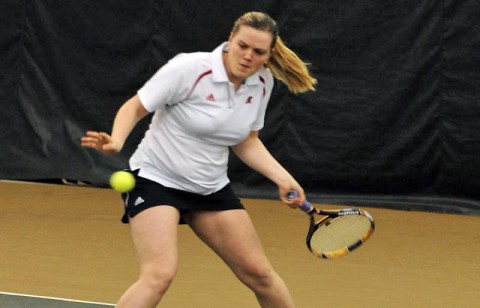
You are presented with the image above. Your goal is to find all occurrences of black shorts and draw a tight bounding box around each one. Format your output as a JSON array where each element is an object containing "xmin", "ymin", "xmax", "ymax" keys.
[{"xmin": 121, "ymin": 170, "xmax": 244, "ymax": 224}]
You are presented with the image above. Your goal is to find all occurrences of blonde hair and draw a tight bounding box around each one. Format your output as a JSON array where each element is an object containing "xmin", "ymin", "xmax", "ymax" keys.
[{"xmin": 231, "ymin": 12, "xmax": 317, "ymax": 94}]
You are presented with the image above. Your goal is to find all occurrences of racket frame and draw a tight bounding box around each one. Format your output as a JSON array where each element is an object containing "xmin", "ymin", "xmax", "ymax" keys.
[
  {"xmin": 287, "ymin": 190, "xmax": 375, "ymax": 259},
  {"xmin": 307, "ymin": 208, "xmax": 375, "ymax": 259}
]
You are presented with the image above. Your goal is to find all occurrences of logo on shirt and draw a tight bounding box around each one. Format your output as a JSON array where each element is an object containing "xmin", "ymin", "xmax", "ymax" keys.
[
  {"xmin": 206, "ymin": 93, "xmax": 216, "ymax": 102},
  {"xmin": 245, "ymin": 96, "xmax": 253, "ymax": 104}
]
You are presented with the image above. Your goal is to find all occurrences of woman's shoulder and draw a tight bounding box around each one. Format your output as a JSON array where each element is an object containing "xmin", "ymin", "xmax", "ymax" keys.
[
  {"xmin": 168, "ymin": 51, "xmax": 210, "ymax": 67},
  {"xmin": 160, "ymin": 52, "xmax": 211, "ymax": 78}
]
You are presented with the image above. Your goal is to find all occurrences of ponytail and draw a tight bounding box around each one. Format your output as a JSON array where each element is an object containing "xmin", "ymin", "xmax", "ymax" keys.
[{"xmin": 267, "ymin": 37, "xmax": 317, "ymax": 94}]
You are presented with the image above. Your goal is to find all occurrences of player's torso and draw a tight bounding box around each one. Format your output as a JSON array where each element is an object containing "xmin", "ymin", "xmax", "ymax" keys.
[{"xmin": 165, "ymin": 74, "xmax": 267, "ymax": 146}]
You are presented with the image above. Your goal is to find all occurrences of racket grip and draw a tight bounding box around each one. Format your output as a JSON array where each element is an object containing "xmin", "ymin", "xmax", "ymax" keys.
[{"xmin": 286, "ymin": 190, "xmax": 313, "ymax": 213}]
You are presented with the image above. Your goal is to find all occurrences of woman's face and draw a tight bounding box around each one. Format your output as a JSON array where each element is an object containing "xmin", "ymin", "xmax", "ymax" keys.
[{"xmin": 224, "ymin": 26, "xmax": 273, "ymax": 85}]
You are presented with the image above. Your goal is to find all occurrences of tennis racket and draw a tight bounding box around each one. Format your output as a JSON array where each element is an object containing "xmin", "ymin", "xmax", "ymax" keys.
[{"xmin": 287, "ymin": 190, "xmax": 375, "ymax": 259}]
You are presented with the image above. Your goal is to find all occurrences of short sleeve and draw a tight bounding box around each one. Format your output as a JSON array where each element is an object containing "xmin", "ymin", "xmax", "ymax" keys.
[{"xmin": 137, "ymin": 54, "xmax": 192, "ymax": 112}]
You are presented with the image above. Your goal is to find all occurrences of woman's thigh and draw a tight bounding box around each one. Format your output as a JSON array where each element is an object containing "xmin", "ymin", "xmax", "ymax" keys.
[
  {"xmin": 186, "ymin": 209, "xmax": 273, "ymax": 276},
  {"xmin": 129, "ymin": 206, "xmax": 181, "ymax": 274}
]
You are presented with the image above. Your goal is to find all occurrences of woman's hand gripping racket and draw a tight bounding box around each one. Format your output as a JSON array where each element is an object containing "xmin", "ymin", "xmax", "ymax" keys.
[{"xmin": 287, "ymin": 190, "xmax": 375, "ymax": 259}]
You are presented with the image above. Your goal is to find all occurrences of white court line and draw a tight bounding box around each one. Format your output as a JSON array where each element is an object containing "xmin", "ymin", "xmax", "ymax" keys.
[{"xmin": 0, "ymin": 291, "xmax": 115, "ymax": 306}]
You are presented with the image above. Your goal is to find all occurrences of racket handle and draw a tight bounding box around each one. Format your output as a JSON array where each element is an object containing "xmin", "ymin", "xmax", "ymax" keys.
[{"xmin": 286, "ymin": 190, "xmax": 314, "ymax": 213}]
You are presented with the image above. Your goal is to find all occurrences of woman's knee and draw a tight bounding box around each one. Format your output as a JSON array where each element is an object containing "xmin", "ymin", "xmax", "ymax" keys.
[
  {"xmin": 140, "ymin": 265, "xmax": 178, "ymax": 294},
  {"xmin": 238, "ymin": 263, "xmax": 277, "ymax": 290}
]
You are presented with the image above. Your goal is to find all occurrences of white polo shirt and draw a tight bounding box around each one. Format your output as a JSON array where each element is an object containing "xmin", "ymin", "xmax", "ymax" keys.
[{"xmin": 130, "ymin": 42, "xmax": 274, "ymax": 194}]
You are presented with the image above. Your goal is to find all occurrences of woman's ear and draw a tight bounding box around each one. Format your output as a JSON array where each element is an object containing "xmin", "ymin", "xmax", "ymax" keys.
[{"xmin": 267, "ymin": 48, "xmax": 275, "ymax": 62}]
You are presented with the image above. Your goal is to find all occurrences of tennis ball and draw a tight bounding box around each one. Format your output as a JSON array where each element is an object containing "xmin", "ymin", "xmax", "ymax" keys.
[{"xmin": 109, "ymin": 171, "xmax": 135, "ymax": 193}]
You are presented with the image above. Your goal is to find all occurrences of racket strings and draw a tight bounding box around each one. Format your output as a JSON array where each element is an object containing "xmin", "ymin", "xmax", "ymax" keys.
[{"xmin": 310, "ymin": 215, "xmax": 372, "ymax": 253}]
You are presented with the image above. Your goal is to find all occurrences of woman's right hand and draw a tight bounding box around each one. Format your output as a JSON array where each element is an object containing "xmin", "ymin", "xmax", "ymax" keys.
[{"xmin": 81, "ymin": 131, "xmax": 122, "ymax": 154}]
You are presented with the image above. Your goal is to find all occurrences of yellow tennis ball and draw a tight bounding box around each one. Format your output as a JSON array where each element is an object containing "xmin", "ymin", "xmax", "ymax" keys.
[{"xmin": 109, "ymin": 171, "xmax": 135, "ymax": 193}]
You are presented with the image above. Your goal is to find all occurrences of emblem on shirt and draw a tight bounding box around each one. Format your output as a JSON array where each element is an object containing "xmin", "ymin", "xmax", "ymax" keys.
[
  {"xmin": 206, "ymin": 93, "xmax": 216, "ymax": 102},
  {"xmin": 245, "ymin": 96, "xmax": 253, "ymax": 104}
]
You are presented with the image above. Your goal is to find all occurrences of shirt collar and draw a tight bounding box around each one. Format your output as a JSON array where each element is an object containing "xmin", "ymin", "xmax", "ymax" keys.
[{"xmin": 211, "ymin": 42, "xmax": 262, "ymax": 86}]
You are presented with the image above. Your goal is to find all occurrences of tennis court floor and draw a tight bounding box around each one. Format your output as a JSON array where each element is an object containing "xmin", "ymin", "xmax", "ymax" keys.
[{"xmin": 1, "ymin": 180, "xmax": 479, "ymax": 307}]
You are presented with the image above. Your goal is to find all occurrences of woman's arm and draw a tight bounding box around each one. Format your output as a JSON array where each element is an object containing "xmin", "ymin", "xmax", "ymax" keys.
[
  {"xmin": 81, "ymin": 94, "xmax": 149, "ymax": 153},
  {"xmin": 231, "ymin": 131, "xmax": 305, "ymax": 205}
]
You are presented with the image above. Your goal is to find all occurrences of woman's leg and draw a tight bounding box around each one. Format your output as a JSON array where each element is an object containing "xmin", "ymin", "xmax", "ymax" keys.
[
  {"xmin": 186, "ymin": 209, "xmax": 295, "ymax": 308},
  {"xmin": 116, "ymin": 206, "xmax": 180, "ymax": 308}
]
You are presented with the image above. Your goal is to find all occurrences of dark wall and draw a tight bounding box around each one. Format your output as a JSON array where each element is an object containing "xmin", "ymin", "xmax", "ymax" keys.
[{"xmin": 1, "ymin": 1, "xmax": 480, "ymax": 214}]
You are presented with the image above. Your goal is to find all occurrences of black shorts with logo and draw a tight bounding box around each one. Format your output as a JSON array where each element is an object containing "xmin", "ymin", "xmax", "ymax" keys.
[{"xmin": 121, "ymin": 170, "xmax": 244, "ymax": 224}]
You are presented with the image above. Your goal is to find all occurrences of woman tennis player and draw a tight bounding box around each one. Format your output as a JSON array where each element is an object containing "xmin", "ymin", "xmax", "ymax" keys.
[{"xmin": 81, "ymin": 11, "xmax": 316, "ymax": 308}]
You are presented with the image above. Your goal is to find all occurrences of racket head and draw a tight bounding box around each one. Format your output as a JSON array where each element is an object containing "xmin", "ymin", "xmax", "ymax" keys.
[{"xmin": 307, "ymin": 208, "xmax": 375, "ymax": 259}]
